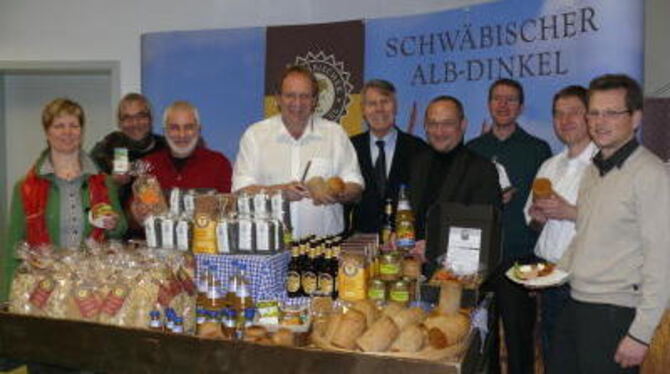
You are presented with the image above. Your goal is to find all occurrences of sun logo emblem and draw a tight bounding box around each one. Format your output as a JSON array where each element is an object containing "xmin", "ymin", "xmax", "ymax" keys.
[{"xmin": 295, "ymin": 51, "xmax": 353, "ymax": 123}]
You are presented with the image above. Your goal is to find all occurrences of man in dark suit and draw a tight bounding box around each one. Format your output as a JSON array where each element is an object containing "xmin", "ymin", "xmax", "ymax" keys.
[
  {"xmin": 409, "ymin": 95, "xmax": 501, "ymax": 276},
  {"xmin": 348, "ymin": 79, "xmax": 428, "ymax": 234}
]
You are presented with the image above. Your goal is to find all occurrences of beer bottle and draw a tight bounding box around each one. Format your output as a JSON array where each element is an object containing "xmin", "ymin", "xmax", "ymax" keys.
[
  {"xmin": 286, "ymin": 242, "xmax": 302, "ymax": 298},
  {"xmin": 380, "ymin": 198, "xmax": 394, "ymax": 246},
  {"xmin": 301, "ymin": 245, "xmax": 318, "ymax": 297},
  {"xmin": 395, "ymin": 185, "xmax": 415, "ymax": 252}
]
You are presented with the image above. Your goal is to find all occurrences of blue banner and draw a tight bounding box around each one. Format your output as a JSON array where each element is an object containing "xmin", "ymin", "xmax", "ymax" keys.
[
  {"xmin": 142, "ymin": 27, "xmax": 265, "ymax": 160},
  {"xmin": 364, "ymin": 0, "xmax": 643, "ymax": 150}
]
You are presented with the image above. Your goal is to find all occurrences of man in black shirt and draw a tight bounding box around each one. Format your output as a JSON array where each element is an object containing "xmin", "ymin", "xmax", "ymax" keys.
[{"xmin": 409, "ymin": 95, "xmax": 501, "ymax": 276}]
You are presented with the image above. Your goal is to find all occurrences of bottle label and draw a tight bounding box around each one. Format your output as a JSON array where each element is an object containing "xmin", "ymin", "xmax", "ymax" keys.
[
  {"xmin": 286, "ymin": 271, "xmax": 301, "ymax": 293},
  {"xmin": 379, "ymin": 263, "xmax": 400, "ymax": 275},
  {"xmin": 368, "ymin": 288, "xmax": 385, "ymax": 301},
  {"xmin": 149, "ymin": 319, "xmax": 162, "ymax": 329},
  {"xmin": 390, "ymin": 289, "xmax": 410, "ymax": 303},
  {"xmin": 318, "ymin": 273, "xmax": 334, "ymax": 294},
  {"xmin": 302, "ymin": 272, "xmax": 317, "ymax": 295}
]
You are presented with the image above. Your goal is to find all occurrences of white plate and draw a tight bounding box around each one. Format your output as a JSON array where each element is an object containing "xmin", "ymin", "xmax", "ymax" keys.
[{"xmin": 505, "ymin": 267, "xmax": 570, "ymax": 288}]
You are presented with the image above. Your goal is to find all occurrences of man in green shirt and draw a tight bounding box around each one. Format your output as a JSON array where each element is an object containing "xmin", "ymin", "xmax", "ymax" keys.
[{"xmin": 468, "ymin": 78, "xmax": 552, "ymax": 374}]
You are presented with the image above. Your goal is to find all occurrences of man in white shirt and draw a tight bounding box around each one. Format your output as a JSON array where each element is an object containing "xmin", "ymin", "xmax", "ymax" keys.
[
  {"xmin": 524, "ymin": 85, "xmax": 596, "ymax": 360},
  {"xmin": 233, "ymin": 65, "xmax": 364, "ymax": 237}
]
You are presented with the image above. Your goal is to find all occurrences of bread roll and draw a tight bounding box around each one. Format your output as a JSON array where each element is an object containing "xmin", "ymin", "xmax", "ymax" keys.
[
  {"xmin": 306, "ymin": 177, "xmax": 328, "ymax": 196},
  {"xmin": 331, "ymin": 309, "xmax": 367, "ymax": 349},
  {"xmin": 245, "ymin": 325, "xmax": 268, "ymax": 339},
  {"xmin": 381, "ymin": 302, "xmax": 404, "ymax": 319},
  {"xmin": 423, "ymin": 312, "xmax": 470, "ymax": 348},
  {"xmin": 356, "ymin": 316, "xmax": 399, "ymax": 352},
  {"xmin": 198, "ymin": 322, "xmax": 224, "ymax": 339},
  {"xmin": 437, "ymin": 281, "xmax": 462, "ymax": 316},
  {"xmin": 326, "ymin": 177, "xmax": 345, "ymax": 195},
  {"xmin": 351, "ymin": 299, "xmax": 378, "ymax": 328},
  {"xmin": 390, "ymin": 324, "xmax": 426, "ymax": 352},
  {"xmin": 272, "ymin": 328, "xmax": 296, "ymax": 347},
  {"xmin": 532, "ymin": 178, "xmax": 553, "ymax": 200},
  {"xmin": 324, "ymin": 312, "xmax": 344, "ymax": 343},
  {"xmin": 390, "ymin": 307, "xmax": 426, "ymax": 330}
]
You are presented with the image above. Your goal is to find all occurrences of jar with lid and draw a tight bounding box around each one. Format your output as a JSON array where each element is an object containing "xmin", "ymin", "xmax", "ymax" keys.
[
  {"xmin": 388, "ymin": 279, "xmax": 410, "ymax": 307},
  {"xmin": 378, "ymin": 251, "xmax": 402, "ymax": 281},
  {"xmin": 367, "ymin": 278, "xmax": 387, "ymax": 306}
]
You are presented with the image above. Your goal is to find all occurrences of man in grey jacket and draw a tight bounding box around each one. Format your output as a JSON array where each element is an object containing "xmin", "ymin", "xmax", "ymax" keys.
[{"xmin": 549, "ymin": 74, "xmax": 670, "ymax": 373}]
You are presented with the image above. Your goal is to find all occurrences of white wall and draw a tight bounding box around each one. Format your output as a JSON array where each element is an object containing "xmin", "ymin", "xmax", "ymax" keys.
[{"xmin": 0, "ymin": 0, "xmax": 495, "ymax": 95}]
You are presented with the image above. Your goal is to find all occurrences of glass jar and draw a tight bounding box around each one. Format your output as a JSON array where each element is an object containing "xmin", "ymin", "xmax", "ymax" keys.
[
  {"xmin": 389, "ymin": 279, "xmax": 410, "ymax": 307},
  {"xmin": 367, "ymin": 278, "xmax": 387, "ymax": 304},
  {"xmin": 378, "ymin": 251, "xmax": 402, "ymax": 281}
]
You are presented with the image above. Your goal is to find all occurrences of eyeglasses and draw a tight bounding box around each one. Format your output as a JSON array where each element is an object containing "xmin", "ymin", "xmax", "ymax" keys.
[
  {"xmin": 121, "ymin": 112, "xmax": 150, "ymax": 122},
  {"xmin": 165, "ymin": 123, "xmax": 199, "ymax": 133},
  {"xmin": 425, "ymin": 120, "xmax": 461, "ymax": 129},
  {"xmin": 491, "ymin": 95, "xmax": 520, "ymax": 104},
  {"xmin": 586, "ymin": 109, "xmax": 631, "ymax": 120}
]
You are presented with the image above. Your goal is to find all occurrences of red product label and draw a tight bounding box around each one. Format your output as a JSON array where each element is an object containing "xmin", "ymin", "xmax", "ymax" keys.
[
  {"xmin": 74, "ymin": 290, "xmax": 101, "ymax": 318},
  {"xmin": 28, "ymin": 278, "xmax": 55, "ymax": 309},
  {"xmin": 100, "ymin": 287, "xmax": 128, "ymax": 316},
  {"xmin": 157, "ymin": 284, "xmax": 173, "ymax": 307},
  {"xmin": 178, "ymin": 269, "xmax": 196, "ymax": 296},
  {"xmin": 168, "ymin": 277, "xmax": 183, "ymax": 297}
]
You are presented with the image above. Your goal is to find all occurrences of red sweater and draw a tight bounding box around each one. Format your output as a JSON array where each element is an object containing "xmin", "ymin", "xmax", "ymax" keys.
[{"xmin": 142, "ymin": 146, "xmax": 232, "ymax": 193}]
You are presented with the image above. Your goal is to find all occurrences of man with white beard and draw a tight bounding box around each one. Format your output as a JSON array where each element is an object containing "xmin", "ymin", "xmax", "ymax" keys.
[{"xmin": 131, "ymin": 101, "xmax": 232, "ymax": 221}]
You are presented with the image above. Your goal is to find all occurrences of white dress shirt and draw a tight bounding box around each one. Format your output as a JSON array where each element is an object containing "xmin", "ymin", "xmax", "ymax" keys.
[
  {"xmin": 369, "ymin": 127, "xmax": 398, "ymax": 177},
  {"xmin": 233, "ymin": 114, "xmax": 364, "ymax": 237},
  {"xmin": 524, "ymin": 142, "xmax": 597, "ymax": 263}
]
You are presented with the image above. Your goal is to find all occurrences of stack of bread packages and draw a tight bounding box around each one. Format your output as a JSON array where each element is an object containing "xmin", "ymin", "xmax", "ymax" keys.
[
  {"xmin": 312, "ymin": 279, "xmax": 471, "ymax": 360},
  {"xmin": 8, "ymin": 240, "xmax": 196, "ymax": 332}
]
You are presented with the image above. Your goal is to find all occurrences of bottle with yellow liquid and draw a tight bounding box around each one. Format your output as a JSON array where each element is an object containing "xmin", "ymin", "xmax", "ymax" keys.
[{"xmin": 395, "ymin": 185, "xmax": 415, "ymax": 252}]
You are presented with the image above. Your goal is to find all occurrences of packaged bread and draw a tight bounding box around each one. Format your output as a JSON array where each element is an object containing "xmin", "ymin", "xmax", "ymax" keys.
[
  {"xmin": 423, "ymin": 312, "xmax": 470, "ymax": 348},
  {"xmin": 192, "ymin": 195, "xmax": 220, "ymax": 254},
  {"xmin": 133, "ymin": 174, "xmax": 168, "ymax": 215},
  {"xmin": 330, "ymin": 309, "xmax": 367, "ymax": 349},
  {"xmin": 390, "ymin": 324, "xmax": 427, "ymax": 353},
  {"xmin": 390, "ymin": 306, "xmax": 426, "ymax": 330},
  {"xmin": 355, "ymin": 315, "xmax": 399, "ymax": 352},
  {"xmin": 338, "ymin": 252, "xmax": 368, "ymax": 302}
]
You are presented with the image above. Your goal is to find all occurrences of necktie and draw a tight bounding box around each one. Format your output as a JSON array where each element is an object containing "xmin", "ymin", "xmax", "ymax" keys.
[{"xmin": 375, "ymin": 140, "xmax": 387, "ymax": 198}]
